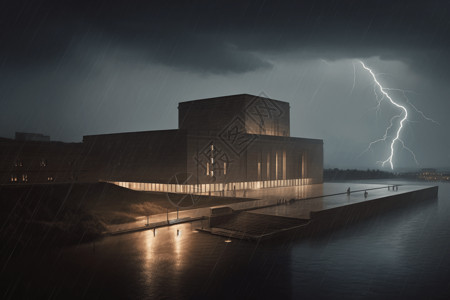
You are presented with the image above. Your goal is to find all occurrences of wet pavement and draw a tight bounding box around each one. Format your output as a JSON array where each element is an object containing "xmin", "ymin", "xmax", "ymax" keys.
[
  {"xmin": 106, "ymin": 182, "xmax": 429, "ymax": 233},
  {"xmin": 250, "ymin": 183, "xmax": 427, "ymax": 219}
]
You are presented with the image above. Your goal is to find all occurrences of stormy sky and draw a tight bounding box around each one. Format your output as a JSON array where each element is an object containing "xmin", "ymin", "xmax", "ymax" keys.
[{"xmin": 1, "ymin": 0, "xmax": 449, "ymax": 170}]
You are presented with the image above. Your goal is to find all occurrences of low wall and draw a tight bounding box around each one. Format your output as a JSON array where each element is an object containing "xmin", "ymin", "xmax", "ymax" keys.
[
  {"xmin": 308, "ymin": 186, "xmax": 438, "ymax": 233},
  {"xmin": 209, "ymin": 207, "xmax": 235, "ymax": 228},
  {"xmin": 206, "ymin": 186, "xmax": 439, "ymax": 241}
]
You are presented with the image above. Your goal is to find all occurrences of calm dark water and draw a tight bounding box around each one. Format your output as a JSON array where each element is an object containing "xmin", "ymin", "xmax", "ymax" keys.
[{"xmin": 2, "ymin": 181, "xmax": 450, "ymax": 299}]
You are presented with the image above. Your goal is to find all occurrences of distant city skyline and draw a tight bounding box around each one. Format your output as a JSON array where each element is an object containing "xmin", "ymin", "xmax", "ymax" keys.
[{"xmin": 1, "ymin": 0, "xmax": 449, "ymax": 170}]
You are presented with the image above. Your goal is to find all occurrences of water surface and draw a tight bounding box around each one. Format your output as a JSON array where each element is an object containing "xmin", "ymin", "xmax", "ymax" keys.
[{"xmin": 2, "ymin": 180, "xmax": 449, "ymax": 299}]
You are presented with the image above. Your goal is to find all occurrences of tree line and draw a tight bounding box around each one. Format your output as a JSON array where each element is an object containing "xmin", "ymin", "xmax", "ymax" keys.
[{"xmin": 324, "ymin": 168, "xmax": 395, "ymax": 181}]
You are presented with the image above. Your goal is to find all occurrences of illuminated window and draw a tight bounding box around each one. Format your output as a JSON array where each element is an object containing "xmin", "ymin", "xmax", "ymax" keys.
[
  {"xmin": 206, "ymin": 162, "xmax": 209, "ymax": 176},
  {"xmin": 302, "ymin": 153, "xmax": 307, "ymax": 178},
  {"xmin": 22, "ymin": 174, "xmax": 28, "ymax": 182},
  {"xmin": 275, "ymin": 152, "xmax": 278, "ymax": 179},
  {"xmin": 47, "ymin": 176, "xmax": 54, "ymax": 182},
  {"xmin": 300, "ymin": 159, "xmax": 302, "ymax": 178},
  {"xmin": 210, "ymin": 144, "xmax": 214, "ymax": 176},
  {"xmin": 10, "ymin": 175, "xmax": 18, "ymax": 182},
  {"xmin": 224, "ymin": 162, "xmax": 227, "ymax": 175},
  {"xmin": 40, "ymin": 159, "xmax": 47, "ymax": 167},
  {"xmin": 257, "ymin": 162, "xmax": 261, "ymax": 180},
  {"xmin": 267, "ymin": 153, "xmax": 270, "ymax": 180},
  {"xmin": 14, "ymin": 160, "xmax": 23, "ymax": 167}
]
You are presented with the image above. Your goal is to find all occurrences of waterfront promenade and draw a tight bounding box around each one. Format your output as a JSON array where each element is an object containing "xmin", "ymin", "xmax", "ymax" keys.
[{"xmin": 106, "ymin": 182, "xmax": 429, "ymax": 235}]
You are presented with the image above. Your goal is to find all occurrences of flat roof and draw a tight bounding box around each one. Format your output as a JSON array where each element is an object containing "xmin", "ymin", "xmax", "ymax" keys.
[
  {"xmin": 178, "ymin": 93, "xmax": 289, "ymax": 106},
  {"xmin": 83, "ymin": 129, "xmax": 182, "ymax": 140}
]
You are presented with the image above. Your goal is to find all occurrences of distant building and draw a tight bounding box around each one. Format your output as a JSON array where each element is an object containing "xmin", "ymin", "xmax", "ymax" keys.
[
  {"xmin": 0, "ymin": 137, "xmax": 81, "ymax": 184},
  {"xmin": 0, "ymin": 94, "xmax": 323, "ymax": 193},
  {"xmin": 418, "ymin": 168, "xmax": 445, "ymax": 181},
  {"xmin": 15, "ymin": 132, "xmax": 50, "ymax": 142}
]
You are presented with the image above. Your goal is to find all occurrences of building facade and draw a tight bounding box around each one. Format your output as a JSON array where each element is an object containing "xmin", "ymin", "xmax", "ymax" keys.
[{"xmin": 0, "ymin": 94, "xmax": 323, "ymax": 193}]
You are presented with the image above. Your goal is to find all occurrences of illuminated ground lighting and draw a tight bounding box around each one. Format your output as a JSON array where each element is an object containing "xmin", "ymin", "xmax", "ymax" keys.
[
  {"xmin": 224, "ymin": 239, "xmax": 232, "ymax": 243},
  {"xmin": 109, "ymin": 178, "xmax": 315, "ymax": 194}
]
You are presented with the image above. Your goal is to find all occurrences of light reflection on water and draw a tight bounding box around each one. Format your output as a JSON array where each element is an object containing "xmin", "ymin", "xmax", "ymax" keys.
[
  {"xmin": 140, "ymin": 225, "xmax": 191, "ymax": 298},
  {"xmin": 2, "ymin": 181, "xmax": 450, "ymax": 299}
]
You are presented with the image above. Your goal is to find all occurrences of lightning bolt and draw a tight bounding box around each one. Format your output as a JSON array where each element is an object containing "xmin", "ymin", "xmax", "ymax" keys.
[
  {"xmin": 359, "ymin": 61, "xmax": 409, "ymax": 170},
  {"xmin": 385, "ymin": 88, "xmax": 439, "ymax": 125},
  {"xmin": 358, "ymin": 61, "xmax": 439, "ymax": 169}
]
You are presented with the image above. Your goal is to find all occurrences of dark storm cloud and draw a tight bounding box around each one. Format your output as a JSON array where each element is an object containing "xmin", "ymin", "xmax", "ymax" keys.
[
  {"xmin": 1, "ymin": 0, "xmax": 449, "ymax": 76},
  {"xmin": 0, "ymin": 0, "xmax": 273, "ymax": 73}
]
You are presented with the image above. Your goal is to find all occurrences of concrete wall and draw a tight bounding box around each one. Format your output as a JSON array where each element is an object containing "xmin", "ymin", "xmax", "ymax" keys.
[
  {"xmin": 243, "ymin": 95, "xmax": 290, "ymax": 137},
  {"xmin": 82, "ymin": 130, "xmax": 188, "ymax": 183},
  {"xmin": 185, "ymin": 133, "xmax": 323, "ymax": 185},
  {"xmin": 1, "ymin": 130, "xmax": 322, "ymax": 186},
  {"xmin": 309, "ymin": 186, "xmax": 439, "ymax": 232},
  {"xmin": 179, "ymin": 94, "xmax": 290, "ymax": 137},
  {"xmin": 245, "ymin": 136, "xmax": 323, "ymax": 183},
  {"xmin": 179, "ymin": 95, "xmax": 247, "ymax": 136}
]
